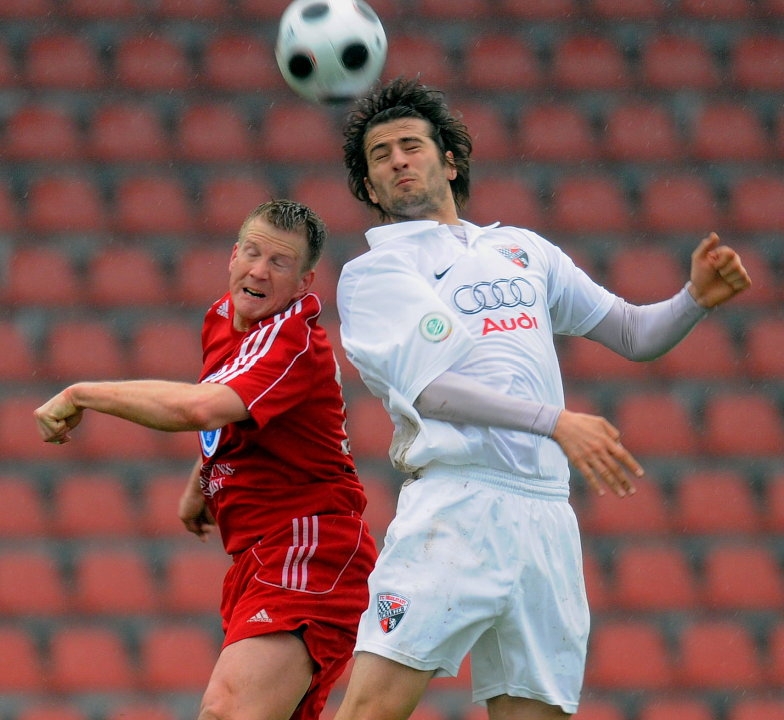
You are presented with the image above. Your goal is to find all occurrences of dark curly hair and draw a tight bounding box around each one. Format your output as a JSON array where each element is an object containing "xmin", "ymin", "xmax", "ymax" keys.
[{"xmin": 343, "ymin": 77, "xmax": 473, "ymax": 221}]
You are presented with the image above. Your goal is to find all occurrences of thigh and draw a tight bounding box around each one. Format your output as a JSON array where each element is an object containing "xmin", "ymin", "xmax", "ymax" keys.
[
  {"xmin": 333, "ymin": 651, "xmax": 435, "ymax": 720},
  {"xmin": 487, "ymin": 695, "xmax": 570, "ymax": 720},
  {"xmin": 200, "ymin": 633, "xmax": 314, "ymax": 720}
]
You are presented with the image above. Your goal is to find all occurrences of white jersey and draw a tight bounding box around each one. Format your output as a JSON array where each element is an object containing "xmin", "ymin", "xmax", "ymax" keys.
[{"xmin": 338, "ymin": 220, "xmax": 617, "ymax": 494}]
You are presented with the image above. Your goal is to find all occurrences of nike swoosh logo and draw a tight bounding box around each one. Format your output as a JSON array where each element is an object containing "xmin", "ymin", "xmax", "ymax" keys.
[{"xmin": 434, "ymin": 265, "xmax": 454, "ymax": 280}]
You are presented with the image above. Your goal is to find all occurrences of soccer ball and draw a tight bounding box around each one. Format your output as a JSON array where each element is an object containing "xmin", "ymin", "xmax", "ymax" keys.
[{"xmin": 275, "ymin": 0, "xmax": 387, "ymax": 104}]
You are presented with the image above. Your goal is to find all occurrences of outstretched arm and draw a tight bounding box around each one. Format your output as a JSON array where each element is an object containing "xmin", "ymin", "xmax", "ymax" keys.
[
  {"xmin": 34, "ymin": 379, "xmax": 249, "ymax": 444},
  {"xmin": 584, "ymin": 233, "xmax": 752, "ymax": 360}
]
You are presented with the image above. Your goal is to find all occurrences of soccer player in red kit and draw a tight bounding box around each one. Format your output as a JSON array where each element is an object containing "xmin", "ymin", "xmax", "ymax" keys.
[{"xmin": 34, "ymin": 199, "xmax": 378, "ymax": 720}]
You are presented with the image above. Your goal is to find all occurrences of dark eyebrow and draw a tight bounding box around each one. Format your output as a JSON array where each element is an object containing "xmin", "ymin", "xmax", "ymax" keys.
[{"xmin": 368, "ymin": 135, "xmax": 426, "ymax": 156}]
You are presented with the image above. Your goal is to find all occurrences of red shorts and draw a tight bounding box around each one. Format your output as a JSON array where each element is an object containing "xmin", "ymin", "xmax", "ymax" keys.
[{"xmin": 220, "ymin": 513, "xmax": 377, "ymax": 720}]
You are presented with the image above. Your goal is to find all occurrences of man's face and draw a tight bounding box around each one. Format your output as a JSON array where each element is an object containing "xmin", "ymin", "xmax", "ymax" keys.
[
  {"xmin": 228, "ymin": 217, "xmax": 314, "ymax": 331},
  {"xmin": 363, "ymin": 117, "xmax": 458, "ymax": 224}
]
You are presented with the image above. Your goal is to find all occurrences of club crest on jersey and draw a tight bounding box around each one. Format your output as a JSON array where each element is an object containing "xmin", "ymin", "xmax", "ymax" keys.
[
  {"xmin": 200, "ymin": 428, "xmax": 221, "ymax": 458},
  {"xmin": 377, "ymin": 593, "xmax": 409, "ymax": 633},
  {"xmin": 495, "ymin": 246, "xmax": 529, "ymax": 268}
]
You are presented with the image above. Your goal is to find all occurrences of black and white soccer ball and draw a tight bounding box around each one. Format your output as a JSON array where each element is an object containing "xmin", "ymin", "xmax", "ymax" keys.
[{"xmin": 275, "ymin": 0, "xmax": 387, "ymax": 104}]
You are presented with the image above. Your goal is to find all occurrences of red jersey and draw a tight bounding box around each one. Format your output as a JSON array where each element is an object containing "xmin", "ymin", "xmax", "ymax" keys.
[{"xmin": 198, "ymin": 292, "xmax": 365, "ymax": 554}]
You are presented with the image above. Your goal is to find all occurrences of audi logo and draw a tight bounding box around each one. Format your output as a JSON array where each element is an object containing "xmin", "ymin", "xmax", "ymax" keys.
[{"xmin": 452, "ymin": 277, "xmax": 537, "ymax": 314}]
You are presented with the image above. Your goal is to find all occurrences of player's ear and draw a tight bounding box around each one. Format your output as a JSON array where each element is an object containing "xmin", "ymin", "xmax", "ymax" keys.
[
  {"xmin": 364, "ymin": 177, "xmax": 379, "ymax": 204},
  {"xmin": 295, "ymin": 269, "xmax": 315, "ymax": 299},
  {"xmin": 445, "ymin": 151, "xmax": 457, "ymax": 181},
  {"xmin": 229, "ymin": 242, "xmax": 240, "ymax": 269}
]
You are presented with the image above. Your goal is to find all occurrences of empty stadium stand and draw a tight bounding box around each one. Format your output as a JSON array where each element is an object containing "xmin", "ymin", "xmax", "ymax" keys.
[{"xmin": 1, "ymin": 3, "xmax": 782, "ymax": 720}]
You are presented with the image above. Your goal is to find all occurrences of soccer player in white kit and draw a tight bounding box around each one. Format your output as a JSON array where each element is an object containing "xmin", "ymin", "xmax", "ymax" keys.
[{"xmin": 333, "ymin": 78, "xmax": 752, "ymax": 720}]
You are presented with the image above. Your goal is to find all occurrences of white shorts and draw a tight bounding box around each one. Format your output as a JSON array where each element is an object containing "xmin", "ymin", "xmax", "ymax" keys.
[{"xmin": 354, "ymin": 466, "xmax": 589, "ymax": 714}]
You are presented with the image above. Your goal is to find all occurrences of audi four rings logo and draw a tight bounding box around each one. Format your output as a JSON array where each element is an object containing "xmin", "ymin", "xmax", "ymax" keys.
[{"xmin": 452, "ymin": 277, "xmax": 537, "ymax": 314}]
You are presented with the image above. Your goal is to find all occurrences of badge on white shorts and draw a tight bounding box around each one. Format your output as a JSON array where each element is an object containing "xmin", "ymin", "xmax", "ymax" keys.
[{"xmin": 376, "ymin": 592, "xmax": 410, "ymax": 633}]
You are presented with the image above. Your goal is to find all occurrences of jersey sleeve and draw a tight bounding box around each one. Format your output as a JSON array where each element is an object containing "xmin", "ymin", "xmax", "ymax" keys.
[
  {"xmin": 338, "ymin": 252, "xmax": 475, "ymax": 405},
  {"xmin": 542, "ymin": 237, "xmax": 618, "ymax": 337}
]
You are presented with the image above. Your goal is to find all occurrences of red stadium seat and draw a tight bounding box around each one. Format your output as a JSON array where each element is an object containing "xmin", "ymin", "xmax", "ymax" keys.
[
  {"xmin": 732, "ymin": 35, "xmax": 784, "ymax": 90},
  {"xmin": 383, "ymin": 34, "xmax": 455, "ymax": 89},
  {"xmin": 198, "ymin": 174, "xmax": 276, "ymax": 236},
  {"xmin": 200, "ymin": 32, "xmax": 283, "ymax": 91},
  {"xmin": 113, "ymin": 174, "xmax": 194, "ymax": 236},
  {"xmin": 454, "ymin": 101, "xmax": 513, "ymax": 161},
  {"xmin": 23, "ymin": 32, "xmax": 104, "ymax": 88},
  {"xmin": 48, "ymin": 625, "xmax": 136, "ymax": 692},
  {"xmin": 497, "ymin": 0, "xmax": 578, "ymax": 18},
  {"xmin": 678, "ymin": 0, "xmax": 753, "ymax": 17},
  {"xmin": 518, "ymin": 103, "xmax": 599, "ymax": 162},
  {"xmin": 76, "ymin": 412, "xmax": 161, "ymax": 460},
  {"xmin": 638, "ymin": 174, "xmax": 721, "ymax": 235},
  {"xmin": 151, "ymin": 0, "xmax": 227, "ymax": 18},
  {"xmin": 140, "ymin": 472, "xmax": 192, "ymax": 537},
  {"xmin": 766, "ymin": 621, "xmax": 784, "ymax": 686},
  {"xmin": 114, "ymin": 33, "xmax": 191, "ymax": 90},
  {"xmin": 162, "ymin": 546, "xmax": 231, "ymax": 613},
  {"xmin": 52, "ymin": 473, "xmax": 137, "ymax": 537},
  {"xmin": 139, "ymin": 624, "xmax": 219, "ymax": 691},
  {"xmin": 604, "ymin": 244, "xmax": 684, "ymax": 303},
  {"xmin": 701, "ymin": 392, "xmax": 784, "ymax": 456},
  {"xmin": 3, "ymin": 246, "xmax": 82, "ymax": 306},
  {"xmin": 42, "ymin": 320, "xmax": 127, "ymax": 381},
  {"xmin": 637, "ymin": 698, "xmax": 714, "ymax": 720},
  {"xmin": 701, "ymin": 544, "xmax": 784, "ymax": 610},
  {"xmin": 415, "ymin": 0, "xmax": 490, "ymax": 17},
  {"xmin": 0, "ymin": 627, "xmax": 43, "ymax": 691},
  {"xmin": 577, "ymin": 476, "xmax": 670, "ymax": 536},
  {"xmin": 763, "ymin": 473, "xmax": 784, "ymax": 533},
  {"xmin": 611, "ymin": 543, "xmax": 698, "ymax": 610},
  {"xmin": 550, "ymin": 175, "xmax": 632, "ymax": 234},
  {"xmin": 585, "ymin": 619, "xmax": 673, "ymax": 689},
  {"xmin": 87, "ymin": 102, "xmax": 169, "ymax": 162},
  {"xmin": 587, "ymin": 0, "xmax": 667, "ymax": 18},
  {"xmin": 258, "ymin": 103, "xmax": 343, "ymax": 163},
  {"xmin": 172, "ymin": 244, "xmax": 231, "ymax": 308},
  {"xmin": 672, "ymin": 469, "xmax": 760, "ymax": 535},
  {"xmin": 346, "ymin": 395, "xmax": 395, "ymax": 460},
  {"xmin": 290, "ymin": 174, "xmax": 374, "ymax": 235},
  {"xmin": 601, "ymin": 102, "xmax": 682, "ymax": 162},
  {"xmin": 0, "ymin": 549, "xmax": 67, "ymax": 615},
  {"xmin": 86, "ymin": 245, "xmax": 169, "ymax": 307},
  {"xmin": 653, "ymin": 317, "xmax": 741, "ymax": 380},
  {"xmin": 0, "ymin": 474, "xmax": 47, "ymax": 537},
  {"xmin": 675, "ymin": 620, "xmax": 763, "ymax": 689},
  {"xmin": 581, "ymin": 547, "xmax": 610, "ymax": 612},
  {"xmin": 613, "ymin": 392, "xmax": 699, "ymax": 456},
  {"xmin": 235, "ymin": 0, "xmax": 297, "ymax": 19},
  {"xmin": 61, "ymin": 0, "xmax": 138, "ymax": 18},
  {"xmin": 463, "ymin": 35, "xmax": 540, "ymax": 91},
  {"xmin": 640, "ymin": 33, "xmax": 720, "ymax": 90},
  {"xmin": 729, "ymin": 699, "xmax": 784, "ymax": 720},
  {"xmin": 728, "ymin": 175, "xmax": 784, "ymax": 234},
  {"xmin": 689, "ymin": 102, "xmax": 768, "ymax": 162},
  {"xmin": 0, "ymin": 0, "xmax": 54, "ymax": 18},
  {"xmin": 25, "ymin": 173, "xmax": 107, "ymax": 235},
  {"xmin": 743, "ymin": 317, "xmax": 784, "ymax": 379},
  {"xmin": 72, "ymin": 547, "xmax": 159, "ymax": 614},
  {"xmin": 4, "ymin": 104, "xmax": 81, "ymax": 161},
  {"xmin": 559, "ymin": 336, "xmax": 648, "ymax": 381},
  {"xmin": 128, "ymin": 320, "xmax": 204, "ymax": 380},
  {"xmin": 175, "ymin": 102, "xmax": 254, "ymax": 162},
  {"xmin": 550, "ymin": 34, "xmax": 630, "ymax": 90},
  {"xmin": 468, "ymin": 175, "xmax": 543, "ymax": 229},
  {"xmin": 0, "ymin": 321, "xmax": 39, "ymax": 381}
]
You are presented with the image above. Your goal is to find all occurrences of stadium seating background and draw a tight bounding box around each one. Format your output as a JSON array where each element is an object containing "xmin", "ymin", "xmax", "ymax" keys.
[{"xmin": 0, "ymin": 1, "xmax": 782, "ymax": 719}]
